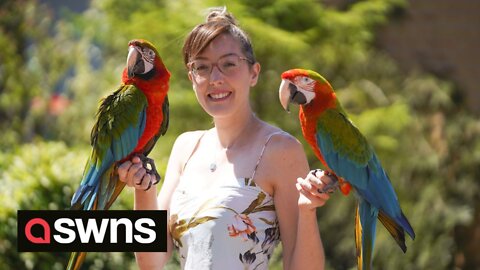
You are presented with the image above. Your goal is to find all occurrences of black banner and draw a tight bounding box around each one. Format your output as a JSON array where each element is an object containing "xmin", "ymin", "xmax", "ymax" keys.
[{"xmin": 17, "ymin": 210, "xmax": 167, "ymax": 252}]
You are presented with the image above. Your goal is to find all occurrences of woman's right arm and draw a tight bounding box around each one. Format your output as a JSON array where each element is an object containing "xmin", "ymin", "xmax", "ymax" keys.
[{"xmin": 118, "ymin": 132, "xmax": 200, "ymax": 269}]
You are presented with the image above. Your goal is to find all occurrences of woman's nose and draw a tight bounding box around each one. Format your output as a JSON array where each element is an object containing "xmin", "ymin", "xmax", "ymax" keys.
[{"xmin": 209, "ymin": 64, "xmax": 224, "ymax": 85}]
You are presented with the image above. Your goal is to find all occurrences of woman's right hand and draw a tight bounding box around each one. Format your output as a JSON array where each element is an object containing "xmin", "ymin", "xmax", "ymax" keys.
[{"xmin": 118, "ymin": 156, "xmax": 156, "ymax": 191}]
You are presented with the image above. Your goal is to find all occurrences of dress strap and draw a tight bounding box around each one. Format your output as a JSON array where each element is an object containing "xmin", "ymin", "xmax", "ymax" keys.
[
  {"xmin": 182, "ymin": 131, "xmax": 207, "ymax": 172},
  {"xmin": 250, "ymin": 131, "xmax": 287, "ymax": 180}
]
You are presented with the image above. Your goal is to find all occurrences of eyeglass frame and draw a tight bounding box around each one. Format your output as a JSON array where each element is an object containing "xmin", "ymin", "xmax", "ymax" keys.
[{"xmin": 187, "ymin": 54, "xmax": 254, "ymax": 79}]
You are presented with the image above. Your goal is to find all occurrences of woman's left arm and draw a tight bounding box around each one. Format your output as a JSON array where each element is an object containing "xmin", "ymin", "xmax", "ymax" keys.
[{"xmin": 266, "ymin": 135, "xmax": 331, "ymax": 270}]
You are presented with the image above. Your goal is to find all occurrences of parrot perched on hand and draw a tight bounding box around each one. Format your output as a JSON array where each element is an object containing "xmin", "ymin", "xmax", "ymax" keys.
[
  {"xmin": 66, "ymin": 39, "xmax": 170, "ymax": 270},
  {"xmin": 279, "ymin": 69, "xmax": 414, "ymax": 270}
]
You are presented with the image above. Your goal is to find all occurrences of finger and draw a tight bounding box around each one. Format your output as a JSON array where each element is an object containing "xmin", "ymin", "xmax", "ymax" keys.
[
  {"xmin": 297, "ymin": 181, "xmax": 330, "ymax": 204},
  {"xmin": 311, "ymin": 169, "xmax": 334, "ymax": 183},
  {"xmin": 131, "ymin": 156, "xmax": 142, "ymax": 164},
  {"xmin": 304, "ymin": 173, "xmax": 326, "ymax": 192},
  {"xmin": 117, "ymin": 160, "xmax": 132, "ymax": 182},
  {"xmin": 298, "ymin": 178, "xmax": 322, "ymax": 198},
  {"xmin": 133, "ymin": 167, "xmax": 147, "ymax": 185},
  {"xmin": 126, "ymin": 162, "xmax": 143, "ymax": 184},
  {"xmin": 136, "ymin": 173, "xmax": 151, "ymax": 190},
  {"xmin": 314, "ymin": 192, "xmax": 330, "ymax": 206},
  {"xmin": 297, "ymin": 177, "xmax": 313, "ymax": 191},
  {"xmin": 144, "ymin": 178, "xmax": 153, "ymax": 191},
  {"xmin": 296, "ymin": 182, "xmax": 315, "ymax": 198},
  {"xmin": 298, "ymin": 177, "xmax": 332, "ymax": 199}
]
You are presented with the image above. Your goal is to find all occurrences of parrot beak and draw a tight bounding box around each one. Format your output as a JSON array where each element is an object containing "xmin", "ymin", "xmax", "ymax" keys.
[
  {"xmin": 279, "ymin": 79, "xmax": 292, "ymax": 112},
  {"xmin": 127, "ymin": 45, "xmax": 142, "ymax": 78},
  {"xmin": 279, "ymin": 79, "xmax": 307, "ymax": 112}
]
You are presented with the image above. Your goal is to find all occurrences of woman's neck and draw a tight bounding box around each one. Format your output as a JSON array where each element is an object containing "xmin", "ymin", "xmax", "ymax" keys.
[{"xmin": 213, "ymin": 112, "xmax": 259, "ymax": 149}]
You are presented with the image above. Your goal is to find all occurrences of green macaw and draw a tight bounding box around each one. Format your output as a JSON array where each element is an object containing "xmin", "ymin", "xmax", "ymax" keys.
[
  {"xmin": 279, "ymin": 68, "xmax": 415, "ymax": 270},
  {"xmin": 67, "ymin": 39, "xmax": 170, "ymax": 270}
]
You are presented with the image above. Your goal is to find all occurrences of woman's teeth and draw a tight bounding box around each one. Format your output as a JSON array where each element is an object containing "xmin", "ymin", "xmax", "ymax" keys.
[{"xmin": 210, "ymin": 92, "xmax": 230, "ymax": 99}]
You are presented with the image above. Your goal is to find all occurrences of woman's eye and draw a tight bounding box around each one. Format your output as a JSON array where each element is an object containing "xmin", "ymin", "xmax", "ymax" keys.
[
  {"xmin": 222, "ymin": 61, "xmax": 237, "ymax": 68},
  {"xmin": 195, "ymin": 64, "xmax": 209, "ymax": 71}
]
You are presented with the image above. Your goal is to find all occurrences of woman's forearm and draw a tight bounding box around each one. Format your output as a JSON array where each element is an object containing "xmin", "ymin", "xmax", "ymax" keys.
[
  {"xmin": 289, "ymin": 209, "xmax": 325, "ymax": 270},
  {"xmin": 133, "ymin": 188, "xmax": 172, "ymax": 269},
  {"xmin": 134, "ymin": 187, "xmax": 158, "ymax": 210}
]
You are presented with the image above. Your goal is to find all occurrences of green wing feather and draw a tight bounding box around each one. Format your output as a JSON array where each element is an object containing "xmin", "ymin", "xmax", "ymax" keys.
[
  {"xmin": 91, "ymin": 84, "xmax": 147, "ymax": 164},
  {"xmin": 317, "ymin": 108, "xmax": 373, "ymax": 165},
  {"xmin": 71, "ymin": 84, "xmax": 147, "ymax": 210}
]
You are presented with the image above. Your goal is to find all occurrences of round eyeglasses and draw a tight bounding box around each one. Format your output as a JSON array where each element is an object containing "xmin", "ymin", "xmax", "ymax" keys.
[{"xmin": 188, "ymin": 54, "xmax": 253, "ymax": 79}]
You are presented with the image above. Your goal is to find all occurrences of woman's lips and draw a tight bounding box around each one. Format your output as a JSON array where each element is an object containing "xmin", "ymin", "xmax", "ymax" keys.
[{"xmin": 208, "ymin": 91, "xmax": 232, "ymax": 101}]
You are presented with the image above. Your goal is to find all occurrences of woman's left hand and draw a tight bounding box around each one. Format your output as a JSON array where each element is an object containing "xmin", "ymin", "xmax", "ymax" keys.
[{"xmin": 296, "ymin": 169, "xmax": 335, "ymax": 211}]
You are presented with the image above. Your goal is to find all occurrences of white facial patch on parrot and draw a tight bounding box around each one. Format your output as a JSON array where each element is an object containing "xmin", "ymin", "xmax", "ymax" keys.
[
  {"xmin": 140, "ymin": 47, "xmax": 155, "ymax": 74},
  {"xmin": 294, "ymin": 76, "xmax": 316, "ymax": 104}
]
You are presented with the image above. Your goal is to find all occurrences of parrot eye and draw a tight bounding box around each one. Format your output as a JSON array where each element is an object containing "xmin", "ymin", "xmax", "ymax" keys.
[
  {"xmin": 295, "ymin": 76, "xmax": 315, "ymax": 91},
  {"xmin": 142, "ymin": 48, "xmax": 155, "ymax": 63}
]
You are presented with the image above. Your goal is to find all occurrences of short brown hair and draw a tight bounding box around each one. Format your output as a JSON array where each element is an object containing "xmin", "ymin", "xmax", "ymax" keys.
[{"xmin": 182, "ymin": 7, "xmax": 256, "ymax": 67}]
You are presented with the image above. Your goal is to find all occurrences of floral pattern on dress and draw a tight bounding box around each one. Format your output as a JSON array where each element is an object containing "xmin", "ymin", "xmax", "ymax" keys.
[
  {"xmin": 169, "ymin": 177, "xmax": 280, "ymax": 269},
  {"xmin": 223, "ymin": 179, "xmax": 280, "ymax": 268},
  {"xmin": 228, "ymin": 214, "xmax": 257, "ymax": 241},
  {"xmin": 170, "ymin": 198, "xmax": 218, "ymax": 248}
]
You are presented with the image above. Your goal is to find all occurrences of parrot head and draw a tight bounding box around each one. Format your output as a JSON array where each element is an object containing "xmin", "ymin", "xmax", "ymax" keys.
[
  {"xmin": 279, "ymin": 68, "xmax": 334, "ymax": 112},
  {"xmin": 126, "ymin": 39, "xmax": 166, "ymax": 79}
]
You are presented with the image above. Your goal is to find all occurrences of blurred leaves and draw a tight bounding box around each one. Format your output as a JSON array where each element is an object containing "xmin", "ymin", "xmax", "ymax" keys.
[{"xmin": 1, "ymin": 0, "xmax": 479, "ymax": 269}]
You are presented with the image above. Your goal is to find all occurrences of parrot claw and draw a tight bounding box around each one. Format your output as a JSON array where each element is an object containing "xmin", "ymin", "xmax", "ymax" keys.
[
  {"xmin": 136, "ymin": 154, "xmax": 162, "ymax": 185},
  {"xmin": 317, "ymin": 171, "xmax": 340, "ymax": 194}
]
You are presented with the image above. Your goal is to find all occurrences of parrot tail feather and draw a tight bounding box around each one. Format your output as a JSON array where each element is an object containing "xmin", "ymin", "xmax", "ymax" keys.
[
  {"xmin": 400, "ymin": 211, "xmax": 416, "ymax": 240},
  {"xmin": 378, "ymin": 211, "xmax": 407, "ymax": 252},
  {"xmin": 355, "ymin": 200, "xmax": 377, "ymax": 270},
  {"xmin": 70, "ymin": 185, "xmax": 95, "ymax": 210},
  {"xmin": 67, "ymin": 251, "xmax": 87, "ymax": 270},
  {"xmin": 105, "ymin": 172, "xmax": 126, "ymax": 210}
]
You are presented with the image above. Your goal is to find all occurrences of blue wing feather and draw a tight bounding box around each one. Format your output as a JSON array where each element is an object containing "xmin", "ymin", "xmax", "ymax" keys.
[
  {"xmin": 315, "ymin": 110, "xmax": 414, "ymax": 239},
  {"xmin": 71, "ymin": 85, "xmax": 147, "ymax": 210}
]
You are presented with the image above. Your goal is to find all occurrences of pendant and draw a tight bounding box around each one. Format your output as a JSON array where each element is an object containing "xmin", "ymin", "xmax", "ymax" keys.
[{"xmin": 209, "ymin": 163, "xmax": 217, "ymax": 172}]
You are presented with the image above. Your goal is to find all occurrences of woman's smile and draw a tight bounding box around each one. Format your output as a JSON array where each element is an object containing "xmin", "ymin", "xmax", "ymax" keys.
[{"xmin": 208, "ymin": 90, "xmax": 232, "ymax": 101}]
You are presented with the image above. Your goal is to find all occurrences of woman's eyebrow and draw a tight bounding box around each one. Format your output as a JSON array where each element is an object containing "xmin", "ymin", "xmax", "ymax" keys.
[{"xmin": 193, "ymin": 52, "xmax": 239, "ymax": 61}]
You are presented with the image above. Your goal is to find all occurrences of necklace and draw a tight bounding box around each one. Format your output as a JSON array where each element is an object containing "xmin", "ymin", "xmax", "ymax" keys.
[
  {"xmin": 209, "ymin": 116, "xmax": 258, "ymax": 172},
  {"xmin": 209, "ymin": 163, "xmax": 217, "ymax": 172},
  {"xmin": 209, "ymin": 146, "xmax": 224, "ymax": 172}
]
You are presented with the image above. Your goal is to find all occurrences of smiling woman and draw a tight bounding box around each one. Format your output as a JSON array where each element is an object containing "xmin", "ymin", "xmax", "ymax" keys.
[{"xmin": 117, "ymin": 6, "xmax": 335, "ymax": 270}]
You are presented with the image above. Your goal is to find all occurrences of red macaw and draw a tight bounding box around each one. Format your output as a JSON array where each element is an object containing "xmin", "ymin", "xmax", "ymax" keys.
[
  {"xmin": 67, "ymin": 39, "xmax": 170, "ymax": 270},
  {"xmin": 279, "ymin": 69, "xmax": 414, "ymax": 270}
]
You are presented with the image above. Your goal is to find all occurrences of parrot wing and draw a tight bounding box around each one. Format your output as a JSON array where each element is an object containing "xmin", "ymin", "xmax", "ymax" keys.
[
  {"xmin": 315, "ymin": 108, "xmax": 415, "ymax": 239},
  {"xmin": 316, "ymin": 108, "xmax": 375, "ymax": 190},
  {"xmin": 70, "ymin": 84, "xmax": 148, "ymax": 210}
]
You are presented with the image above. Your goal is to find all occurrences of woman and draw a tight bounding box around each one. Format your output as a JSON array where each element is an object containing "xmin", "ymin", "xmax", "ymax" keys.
[{"xmin": 119, "ymin": 7, "xmax": 333, "ymax": 270}]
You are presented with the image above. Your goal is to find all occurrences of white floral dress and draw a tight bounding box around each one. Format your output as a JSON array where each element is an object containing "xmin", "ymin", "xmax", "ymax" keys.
[{"xmin": 169, "ymin": 132, "xmax": 284, "ymax": 270}]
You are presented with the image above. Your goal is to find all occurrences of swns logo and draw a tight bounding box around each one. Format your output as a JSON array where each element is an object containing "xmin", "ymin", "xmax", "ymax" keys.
[{"xmin": 18, "ymin": 210, "xmax": 167, "ymax": 252}]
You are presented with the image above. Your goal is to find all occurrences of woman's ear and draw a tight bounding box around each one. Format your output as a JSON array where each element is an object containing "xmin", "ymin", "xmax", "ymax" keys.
[
  {"xmin": 188, "ymin": 71, "xmax": 193, "ymax": 82},
  {"xmin": 250, "ymin": 62, "xmax": 261, "ymax": 87},
  {"xmin": 188, "ymin": 71, "xmax": 198, "ymax": 92}
]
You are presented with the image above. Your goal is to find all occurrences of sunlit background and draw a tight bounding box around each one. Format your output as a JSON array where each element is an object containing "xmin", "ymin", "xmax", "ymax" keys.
[{"xmin": 1, "ymin": 0, "xmax": 479, "ymax": 269}]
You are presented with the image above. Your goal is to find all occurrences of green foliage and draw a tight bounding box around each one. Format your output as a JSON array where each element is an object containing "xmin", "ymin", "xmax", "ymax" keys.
[
  {"xmin": 1, "ymin": 0, "xmax": 479, "ymax": 269},
  {"xmin": 0, "ymin": 140, "xmax": 141, "ymax": 269}
]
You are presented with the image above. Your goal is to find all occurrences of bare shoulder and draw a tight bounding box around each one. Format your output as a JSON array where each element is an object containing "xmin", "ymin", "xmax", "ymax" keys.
[
  {"xmin": 268, "ymin": 131, "xmax": 304, "ymax": 154},
  {"xmin": 169, "ymin": 130, "xmax": 206, "ymax": 168},
  {"xmin": 265, "ymin": 129, "xmax": 306, "ymax": 161},
  {"xmin": 174, "ymin": 130, "xmax": 205, "ymax": 148},
  {"xmin": 257, "ymin": 125, "xmax": 309, "ymax": 188},
  {"xmin": 159, "ymin": 130, "xmax": 206, "ymax": 199}
]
